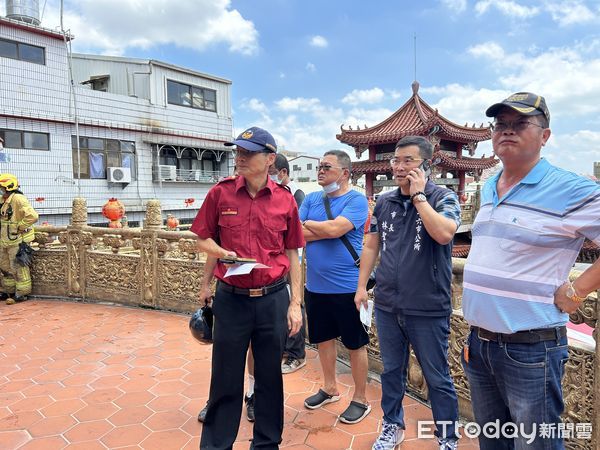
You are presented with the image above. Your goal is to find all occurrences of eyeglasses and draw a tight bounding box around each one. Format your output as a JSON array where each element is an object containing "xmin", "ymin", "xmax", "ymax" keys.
[
  {"xmin": 490, "ymin": 120, "xmax": 544, "ymax": 133},
  {"xmin": 389, "ymin": 157, "xmax": 423, "ymax": 167},
  {"xmin": 233, "ymin": 148, "xmax": 272, "ymax": 158},
  {"xmin": 316, "ymin": 165, "xmax": 344, "ymax": 172}
]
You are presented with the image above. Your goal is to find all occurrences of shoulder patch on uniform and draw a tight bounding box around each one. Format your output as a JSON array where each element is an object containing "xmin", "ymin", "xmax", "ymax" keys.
[{"xmin": 217, "ymin": 175, "xmax": 238, "ymax": 184}]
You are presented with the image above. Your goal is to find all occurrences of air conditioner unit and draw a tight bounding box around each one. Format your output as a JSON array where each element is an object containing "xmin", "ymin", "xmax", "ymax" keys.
[
  {"xmin": 159, "ymin": 164, "xmax": 177, "ymax": 181},
  {"xmin": 108, "ymin": 167, "xmax": 131, "ymax": 183}
]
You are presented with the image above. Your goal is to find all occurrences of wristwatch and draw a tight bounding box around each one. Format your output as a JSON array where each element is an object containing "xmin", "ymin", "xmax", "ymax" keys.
[
  {"xmin": 565, "ymin": 281, "xmax": 585, "ymax": 303},
  {"xmin": 410, "ymin": 191, "xmax": 427, "ymax": 203}
]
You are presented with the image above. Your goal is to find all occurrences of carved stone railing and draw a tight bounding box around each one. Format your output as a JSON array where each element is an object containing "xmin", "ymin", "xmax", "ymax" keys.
[
  {"xmin": 30, "ymin": 198, "xmax": 597, "ymax": 448},
  {"xmin": 31, "ymin": 197, "xmax": 209, "ymax": 315}
]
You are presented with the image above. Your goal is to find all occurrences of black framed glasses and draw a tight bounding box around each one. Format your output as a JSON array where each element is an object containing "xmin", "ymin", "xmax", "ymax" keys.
[
  {"xmin": 389, "ymin": 157, "xmax": 423, "ymax": 167},
  {"xmin": 316, "ymin": 164, "xmax": 344, "ymax": 172},
  {"xmin": 490, "ymin": 120, "xmax": 544, "ymax": 133}
]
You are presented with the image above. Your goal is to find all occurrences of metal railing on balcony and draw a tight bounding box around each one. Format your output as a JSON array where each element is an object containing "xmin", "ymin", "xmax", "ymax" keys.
[{"xmin": 153, "ymin": 165, "xmax": 226, "ymax": 183}]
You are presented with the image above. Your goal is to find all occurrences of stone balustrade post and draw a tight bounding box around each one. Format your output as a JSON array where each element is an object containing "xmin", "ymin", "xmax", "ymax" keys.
[
  {"xmin": 139, "ymin": 199, "xmax": 162, "ymax": 307},
  {"xmin": 71, "ymin": 197, "xmax": 88, "ymax": 228},
  {"xmin": 63, "ymin": 198, "xmax": 91, "ymax": 298}
]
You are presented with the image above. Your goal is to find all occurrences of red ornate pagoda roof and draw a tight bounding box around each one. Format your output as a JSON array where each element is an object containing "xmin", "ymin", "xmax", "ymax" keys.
[
  {"xmin": 352, "ymin": 160, "xmax": 393, "ymax": 174},
  {"xmin": 351, "ymin": 151, "xmax": 498, "ymax": 175},
  {"xmin": 431, "ymin": 151, "xmax": 499, "ymax": 171},
  {"xmin": 337, "ymin": 82, "xmax": 491, "ymax": 147}
]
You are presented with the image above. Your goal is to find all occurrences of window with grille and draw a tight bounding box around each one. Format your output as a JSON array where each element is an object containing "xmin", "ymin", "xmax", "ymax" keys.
[{"xmin": 72, "ymin": 137, "xmax": 136, "ymax": 180}]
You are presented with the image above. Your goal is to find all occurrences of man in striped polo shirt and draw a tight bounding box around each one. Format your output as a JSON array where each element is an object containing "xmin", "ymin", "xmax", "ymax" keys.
[{"xmin": 462, "ymin": 92, "xmax": 600, "ymax": 449}]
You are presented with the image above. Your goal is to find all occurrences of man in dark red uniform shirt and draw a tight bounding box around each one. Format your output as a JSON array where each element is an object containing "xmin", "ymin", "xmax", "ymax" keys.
[{"xmin": 191, "ymin": 126, "xmax": 304, "ymax": 450}]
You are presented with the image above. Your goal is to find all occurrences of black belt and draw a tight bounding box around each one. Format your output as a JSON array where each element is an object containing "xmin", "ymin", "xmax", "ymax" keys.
[
  {"xmin": 472, "ymin": 326, "xmax": 567, "ymax": 344},
  {"xmin": 217, "ymin": 278, "xmax": 287, "ymax": 298}
]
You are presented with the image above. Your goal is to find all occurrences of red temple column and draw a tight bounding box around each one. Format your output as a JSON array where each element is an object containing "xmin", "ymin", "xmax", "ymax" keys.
[
  {"xmin": 366, "ymin": 173, "xmax": 374, "ymax": 198},
  {"xmin": 456, "ymin": 142, "xmax": 465, "ymax": 202}
]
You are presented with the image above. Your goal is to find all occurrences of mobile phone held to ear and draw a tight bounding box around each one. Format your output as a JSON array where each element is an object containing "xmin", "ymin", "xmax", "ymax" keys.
[{"xmin": 419, "ymin": 160, "xmax": 432, "ymax": 178}]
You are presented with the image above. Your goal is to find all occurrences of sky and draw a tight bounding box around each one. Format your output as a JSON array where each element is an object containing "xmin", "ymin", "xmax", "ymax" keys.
[{"xmin": 2, "ymin": 0, "xmax": 600, "ymax": 175}]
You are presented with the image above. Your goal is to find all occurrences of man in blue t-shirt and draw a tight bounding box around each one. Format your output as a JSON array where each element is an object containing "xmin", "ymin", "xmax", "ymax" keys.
[{"xmin": 299, "ymin": 150, "xmax": 370, "ymax": 424}]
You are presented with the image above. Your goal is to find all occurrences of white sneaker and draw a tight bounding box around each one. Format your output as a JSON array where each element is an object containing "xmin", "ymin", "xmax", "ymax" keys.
[
  {"xmin": 438, "ymin": 437, "xmax": 459, "ymax": 450},
  {"xmin": 372, "ymin": 420, "xmax": 405, "ymax": 450}
]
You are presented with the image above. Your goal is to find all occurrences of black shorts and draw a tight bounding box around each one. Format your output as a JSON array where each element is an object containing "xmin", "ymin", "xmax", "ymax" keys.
[{"xmin": 304, "ymin": 289, "xmax": 369, "ymax": 350}]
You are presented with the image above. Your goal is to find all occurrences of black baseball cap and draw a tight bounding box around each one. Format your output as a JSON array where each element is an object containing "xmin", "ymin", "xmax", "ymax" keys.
[
  {"xmin": 224, "ymin": 127, "xmax": 277, "ymax": 153},
  {"xmin": 486, "ymin": 92, "xmax": 550, "ymax": 124}
]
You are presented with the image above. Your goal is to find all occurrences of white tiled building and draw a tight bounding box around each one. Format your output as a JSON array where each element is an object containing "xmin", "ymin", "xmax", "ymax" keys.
[
  {"xmin": 289, "ymin": 155, "xmax": 320, "ymax": 182},
  {"xmin": 0, "ymin": 13, "xmax": 234, "ymax": 226}
]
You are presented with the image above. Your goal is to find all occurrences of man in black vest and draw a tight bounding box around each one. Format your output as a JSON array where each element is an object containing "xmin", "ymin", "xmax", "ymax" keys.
[{"xmin": 355, "ymin": 136, "xmax": 461, "ymax": 450}]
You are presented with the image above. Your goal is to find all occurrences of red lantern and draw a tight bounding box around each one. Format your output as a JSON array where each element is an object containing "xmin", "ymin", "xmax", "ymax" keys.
[
  {"xmin": 102, "ymin": 197, "xmax": 125, "ymax": 228},
  {"xmin": 166, "ymin": 214, "xmax": 179, "ymax": 230}
]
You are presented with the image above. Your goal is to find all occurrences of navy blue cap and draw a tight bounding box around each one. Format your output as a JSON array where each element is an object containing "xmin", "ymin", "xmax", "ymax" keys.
[
  {"xmin": 486, "ymin": 92, "xmax": 550, "ymax": 124},
  {"xmin": 224, "ymin": 127, "xmax": 277, "ymax": 153}
]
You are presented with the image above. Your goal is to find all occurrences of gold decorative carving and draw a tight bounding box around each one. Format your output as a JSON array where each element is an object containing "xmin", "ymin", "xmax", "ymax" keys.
[
  {"xmin": 34, "ymin": 232, "xmax": 51, "ymax": 249},
  {"xmin": 131, "ymin": 237, "xmax": 141, "ymax": 250},
  {"xmin": 157, "ymin": 259, "xmax": 203, "ymax": 305},
  {"xmin": 31, "ymin": 252, "xmax": 66, "ymax": 284},
  {"xmin": 144, "ymin": 199, "xmax": 162, "ymax": 230},
  {"xmin": 87, "ymin": 253, "xmax": 139, "ymax": 293},
  {"xmin": 67, "ymin": 231, "xmax": 82, "ymax": 294},
  {"xmin": 407, "ymin": 349, "xmax": 428, "ymax": 399},
  {"xmin": 562, "ymin": 346, "xmax": 595, "ymax": 449},
  {"xmin": 178, "ymin": 238, "xmax": 198, "ymax": 259},
  {"xmin": 156, "ymin": 238, "xmax": 169, "ymax": 257},
  {"xmin": 448, "ymin": 315, "xmax": 471, "ymax": 401},
  {"xmin": 81, "ymin": 231, "xmax": 93, "ymax": 246},
  {"xmin": 71, "ymin": 198, "xmax": 88, "ymax": 227},
  {"xmin": 140, "ymin": 234, "xmax": 155, "ymax": 305},
  {"xmin": 103, "ymin": 234, "xmax": 125, "ymax": 254},
  {"xmin": 569, "ymin": 298, "xmax": 597, "ymax": 329}
]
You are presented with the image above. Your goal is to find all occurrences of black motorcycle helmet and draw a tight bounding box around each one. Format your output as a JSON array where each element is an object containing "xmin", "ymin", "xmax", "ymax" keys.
[{"xmin": 189, "ymin": 305, "xmax": 213, "ymax": 344}]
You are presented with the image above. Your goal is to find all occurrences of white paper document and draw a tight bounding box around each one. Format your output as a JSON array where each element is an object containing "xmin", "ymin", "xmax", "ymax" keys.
[
  {"xmin": 224, "ymin": 262, "xmax": 270, "ymax": 278},
  {"xmin": 360, "ymin": 300, "xmax": 374, "ymax": 328}
]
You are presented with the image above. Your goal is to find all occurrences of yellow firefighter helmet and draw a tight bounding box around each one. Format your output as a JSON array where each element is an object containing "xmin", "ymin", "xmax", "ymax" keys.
[{"xmin": 0, "ymin": 173, "xmax": 19, "ymax": 191}]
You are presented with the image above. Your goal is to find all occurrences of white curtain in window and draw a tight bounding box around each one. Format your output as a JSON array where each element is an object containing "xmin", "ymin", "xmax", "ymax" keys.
[
  {"xmin": 122, "ymin": 153, "xmax": 132, "ymax": 168},
  {"xmin": 89, "ymin": 152, "xmax": 106, "ymax": 178}
]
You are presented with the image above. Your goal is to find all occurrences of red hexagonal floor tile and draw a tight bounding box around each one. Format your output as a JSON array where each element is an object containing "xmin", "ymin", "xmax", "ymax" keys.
[
  {"xmin": 63, "ymin": 419, "xmax": 113, "ymax": 443},
  {"xmin": 101, "ymin": 423, "xmax": 151, "ymax": 448},
  {"xmin": 109, "ymin": 406, "xmax": 154, "ymax": 426},
  {"xmin": 0, "ymin": 300, "xmax": 475, "ymax": 450}
]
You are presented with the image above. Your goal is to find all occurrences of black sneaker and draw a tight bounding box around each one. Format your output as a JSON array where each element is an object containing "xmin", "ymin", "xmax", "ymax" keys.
[
  {"xmin": 245, "ymin": 393, "xmax": 255, "ymax": 422},
  {"xmin": 14, "ymin": 295, "xmax": 28, "ymax": 303}
]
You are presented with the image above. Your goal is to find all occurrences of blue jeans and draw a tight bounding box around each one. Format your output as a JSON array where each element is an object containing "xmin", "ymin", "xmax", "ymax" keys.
[
  {"xmin": 375, "ymin": 308, "xmax": 459, "ymax": 439},
  {"xmin": 462, "ymin": 330, "xmax": 569, "ymax": 450}
]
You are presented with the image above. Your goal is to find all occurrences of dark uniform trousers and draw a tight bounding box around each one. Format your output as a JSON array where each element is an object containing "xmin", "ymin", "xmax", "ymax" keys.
[{"xmin": 200, "ymin": 283, "xmax": 289, "ymax": 450}]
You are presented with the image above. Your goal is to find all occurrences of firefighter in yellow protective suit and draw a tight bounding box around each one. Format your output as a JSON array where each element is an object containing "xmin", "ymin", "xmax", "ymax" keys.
[{"xmin": 0, "ymin": 174, "xmax": 38, "ymax": 305}]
